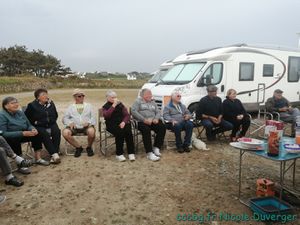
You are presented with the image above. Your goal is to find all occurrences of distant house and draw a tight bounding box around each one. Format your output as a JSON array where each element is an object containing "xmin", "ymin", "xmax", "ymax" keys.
[{"xmin": 126, "ymin": 74, "xmax": 137, "ymax": 80}]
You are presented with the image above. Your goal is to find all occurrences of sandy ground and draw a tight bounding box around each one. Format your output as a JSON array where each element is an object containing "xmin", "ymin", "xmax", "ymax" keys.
[{"xmin": 0, "ymin": 89, "xmax": 299, "ymax": 225}]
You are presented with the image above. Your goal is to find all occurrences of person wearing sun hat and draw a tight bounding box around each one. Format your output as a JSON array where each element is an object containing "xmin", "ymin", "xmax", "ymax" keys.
[
  {"xmin": 266, "ymin": 89, "xmax": 300, "ymax": 137},
  {"xmin": 62, "ymin": 89, "xmax": 96, "ymax": 157}
]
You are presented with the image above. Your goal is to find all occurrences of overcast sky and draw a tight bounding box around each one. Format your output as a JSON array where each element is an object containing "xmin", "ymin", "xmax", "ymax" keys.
[{"xmin": 1, "ymin": 0, "xmax": 300, "ymax": 73}]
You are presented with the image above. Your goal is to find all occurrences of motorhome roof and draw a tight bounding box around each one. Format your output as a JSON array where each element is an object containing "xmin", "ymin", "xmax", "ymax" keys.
[
  {"xmin": 186, "ymin": 43, "xmax": 300, "ymax": 56},
  {"xmin": 173, "ymin": 43, "xmax": 300, "ymax": 64}
]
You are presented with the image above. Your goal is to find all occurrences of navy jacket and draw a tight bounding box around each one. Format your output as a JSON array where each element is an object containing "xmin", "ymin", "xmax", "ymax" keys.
[{"xmin": 25, "ymin": 100, "xmax": 58, "ymax": 128}]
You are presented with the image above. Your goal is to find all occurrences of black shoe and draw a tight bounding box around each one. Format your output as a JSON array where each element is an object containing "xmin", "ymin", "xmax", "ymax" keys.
[
  {"xmin": 17, "ymin": 167, "xmax": 31, "ymax": 175},
  {"xmin": 183, "ymin": 146, "xmax": 191, "ymax": 152},
  {"xmin": 5, "ymin": 177, "xmax": 24, "ymax": 187},
  {"xmin": 18, "ymin": 159, "xmax": 33, "ymax": 168},
  {"xmin": 74, "ymin": 147, "xmax": 83, "ymax": 158},
  {"xmin": 177, "ymin": 148, "xmax": 185, "ymax": 154},
  {"xmin": 86, "ymin": 147, "xmax": 94, "ymax": 157}
]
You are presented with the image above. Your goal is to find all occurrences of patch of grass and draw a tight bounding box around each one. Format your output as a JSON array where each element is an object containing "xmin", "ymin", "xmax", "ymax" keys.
[{"xmin": 0, "ymin": 75, "xmax": 149, "ymax": 94}]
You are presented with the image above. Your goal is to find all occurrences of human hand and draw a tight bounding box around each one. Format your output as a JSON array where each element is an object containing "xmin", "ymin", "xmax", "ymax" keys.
[
  {"xmin": 119, "ymin": 121, "xmax": 126, "ymax": 129},
  {"xmin": 210, "ymin": 116, "xmax": 218, "ymax": 124},
  {"xmin": 172, "ymin": 121, "xmax": 178, "ymax": 126},
  {"xmin": 184, "ymin": 114, "xmax": 191, "ymax": 120},
  {"xmin": 23, "ymin": 131, "xmax": 36, "ymax": 137},
  {"xmin": 144, "ymin": 119, "xmax": 152, "ymax": 125},
  {"xmin": 288, "ymin": 106, "xmax": 293, "ymax": 112},
  {"xmin": 112, "ymin": 98, "xmax": 120, "ymax": 107},
  {"xmin": 69, "ymin": 123, "xmax": 75, "ymax": 130},
  {"xmin": 83, "ymin": 122, "xmax": 90, "ymax": 128},
  {"xmin": 31, "ymin": 129, "xmax": 38, "ymax": 135},
  {"xmin": 152, "ymin": 119, "xmax": 159, "ymax": 124}
]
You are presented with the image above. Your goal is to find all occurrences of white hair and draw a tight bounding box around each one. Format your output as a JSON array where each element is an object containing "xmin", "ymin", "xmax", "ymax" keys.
[
  {"xmin": 106, "ymin": 90, "xmax": 117, "ymax": 98},
  {"xmin": 171, "ymin": 90, "xmax": 181, "ymax": 98}
]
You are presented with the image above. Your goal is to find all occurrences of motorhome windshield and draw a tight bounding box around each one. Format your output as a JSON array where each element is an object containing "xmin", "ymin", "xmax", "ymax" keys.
[
  {"xmin": 161, "ymin": 62, "xmax": 206, "ymax": 84},
  {"xmin": 149, "ymin": 69, "xmax": 169, "ymax": 83}
]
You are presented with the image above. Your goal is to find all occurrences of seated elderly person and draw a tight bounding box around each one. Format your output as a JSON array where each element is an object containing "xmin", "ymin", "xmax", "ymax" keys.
[
  {"xmin": 0, "ymin": 136, "xmax": 32, "ymax": 186},
  {"xmin": 0, "ymin": 97, "xmax": 49, "ymax": 168},
  {"xmin": 25, "ymin": 88, "xmax": 61, "ymax": 164},
  {"xmin": 196, "ymin": 85, "xmax": 233, "ymax": 141},
  {"xmin": 163, "ymin": 91, "xmax": 193, "ymax": 153},
  {"xmin": 102, "ymin": 90, "xmax": 135, "ymax": 162},
  {"xmin": 131, "ymin": 88, "xmax": 166, "ymax": 161},
  {"xmin": 62, "ymin": 89, "xmax": 96, "ymax": 157},
  {"xmin": 266, "ymin": 89, "xmax": 300, "ymax": 137}
]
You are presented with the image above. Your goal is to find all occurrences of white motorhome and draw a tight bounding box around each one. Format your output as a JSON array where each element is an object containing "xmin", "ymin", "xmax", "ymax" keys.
[
  {"xmin": 141, "ymin": 60, "xmax": 174, "ymax": 90},
  {"xmin": 149, "ymin": 44, "xmax": 300, "ymax": 112}
]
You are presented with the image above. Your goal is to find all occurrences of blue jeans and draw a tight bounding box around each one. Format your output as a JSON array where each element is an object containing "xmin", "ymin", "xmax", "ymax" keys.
[
  {"xmin": 201, "ymin": 119, "xmax": 233, "ymax": 140},
  {"xmin": 167, "ymin": 120, "xmax": 193, "ymax": 148}
]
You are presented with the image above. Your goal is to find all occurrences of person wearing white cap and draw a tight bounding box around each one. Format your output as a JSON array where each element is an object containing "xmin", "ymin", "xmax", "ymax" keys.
[
  {"xmin": 62, "ymin": 89, "xmax": 96, "ymax": 157},
  {"xmin": 266, "ymin": 89, "xmax": 300, "ymax": 137}
]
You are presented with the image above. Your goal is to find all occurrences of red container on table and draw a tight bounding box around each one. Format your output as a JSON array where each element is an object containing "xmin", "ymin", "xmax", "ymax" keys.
[
  {"xmin": 265, "ymin": 120, "xmax": 284, "ymax": 138},
  {"xmin": 267, "ymin": 131, "xmax": 280, "ymax": 156}
]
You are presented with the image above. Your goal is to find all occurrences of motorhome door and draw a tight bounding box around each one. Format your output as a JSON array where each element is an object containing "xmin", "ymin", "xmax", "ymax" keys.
[{"xmin": 197, "ymin": 62, "xmax": 226, "ymax": 99}]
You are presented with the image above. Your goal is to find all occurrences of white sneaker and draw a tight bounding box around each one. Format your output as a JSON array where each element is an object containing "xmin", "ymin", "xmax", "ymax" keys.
[
  {"xmin": 50, "ymin": 153, "xmax": 61, "ymax": 164},
  {"xmin": 128, "ymin": 154, "xmax": 135, "ymax": 161},
  {"xmin": 147, "ymin": 152, "xmax": 160, "ymax": 161},
  {"xmin": 116, "ymin": 155, "xmax": 126, "ymax": 162},
  {"xmin": 153, "ymin": 147, "xmax": 161, "ymax": 157}
]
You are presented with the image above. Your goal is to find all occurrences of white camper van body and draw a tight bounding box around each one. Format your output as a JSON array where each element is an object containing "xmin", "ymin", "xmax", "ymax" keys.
[
  {"xmin": 141, "ymin": 60, "xmax": 174, "ymax": 90},
  {"xmin": 149, "ymin": 44, "xmax": 300, "ymax": 112}
]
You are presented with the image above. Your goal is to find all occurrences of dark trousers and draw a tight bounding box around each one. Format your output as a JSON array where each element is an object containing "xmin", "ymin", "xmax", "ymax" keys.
[
  {"xmin": 201, "ymin": 119, "xmax": 233, "ymax": 140},
  {"xmin": 0, "ymin": 148, "xmax": 12, "ymax": 176},
  {"xmin": 138, "ymin": 120, "xmax": 166, "ymax": 153},
  {"xmin": 166, "ymin": 120, "xmax": 193, "ymax": 148},
  {"xmin": 4, "ymin": 135, "xmax": 42, "ymax": 156},
  {"xmin": 36, "ymin": 123, "xmax": 61, "ymax": 155},
  {"xmin": 107, "ymin": 123, "xmax": 135, "ymax": 156},
  {"xmin": 228, "ymin": 116, "xmax": 251, "ymax": 137}
]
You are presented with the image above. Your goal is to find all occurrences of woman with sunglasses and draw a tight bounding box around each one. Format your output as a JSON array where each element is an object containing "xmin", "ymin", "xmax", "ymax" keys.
[
  {"xmin": 163, "ymin": 91, "xmax": 193, "ymax": 153},
  {"xmin": 62, "ymin": 89, "xmax": 96, "ymax": 157},
  {"xmin": 25, "ymin": 88, "xmax": 61, "ymax": 164}
]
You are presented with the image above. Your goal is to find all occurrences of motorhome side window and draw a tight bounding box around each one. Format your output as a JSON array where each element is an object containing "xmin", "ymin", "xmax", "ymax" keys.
[
  {"xmin": 197, "ymin": 63, "xmax": 223, "ymax": 86},
  {"xmin": 239, "ymin": 62, "xmax": 254, "ymax": 81},
  {"xmin": 263, "ymin": 64, "xmax": 274, "ymax": 77},
  {"xmin": 288, "ymin": 56, "xmax": 300, "ymax": 82}
]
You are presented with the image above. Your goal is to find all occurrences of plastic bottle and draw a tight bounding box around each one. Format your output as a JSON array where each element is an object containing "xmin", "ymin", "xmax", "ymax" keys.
[{"xmin": 295, "ymin": 117, "xmax": 300, "ymax": 144}]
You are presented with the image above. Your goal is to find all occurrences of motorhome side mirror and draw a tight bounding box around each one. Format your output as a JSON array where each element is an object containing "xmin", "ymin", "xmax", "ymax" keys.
[{"xmin": 198, "ymin": 77, "xmax": 205, "ymax": 87}]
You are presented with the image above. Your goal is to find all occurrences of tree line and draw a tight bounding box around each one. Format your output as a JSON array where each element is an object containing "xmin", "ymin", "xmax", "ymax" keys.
[{"xmin": 0, "ymin": 45, "xmax": 71, "ymax": 77}]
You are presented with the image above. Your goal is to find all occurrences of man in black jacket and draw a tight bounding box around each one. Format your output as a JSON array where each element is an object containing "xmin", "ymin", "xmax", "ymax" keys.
[{"xmin": 196, "ymin": 85, "xmax": 233, "ymax": 141}]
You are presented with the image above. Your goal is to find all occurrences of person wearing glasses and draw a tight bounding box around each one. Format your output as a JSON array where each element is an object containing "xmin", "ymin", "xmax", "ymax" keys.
[
  {"xmin": 196, "ymin": 85, "xmax": 233, "ymax": 141},
  {"xmin": 62, "ymin": 89, "xmax": 96, "ymax": 157},
  {"xmin": 163, "ymin": 91, "xmax": 193, "ymax": 153},
  {"xmin": 131, "ymin": 88, "xmax": 166, "ymax": 161},
  {"xmin": 0, "ymin": 96, "xmax": 48, "ymax": 171},
  {"xmin": 102, "ymin": 90, "xmax": 135, "ymax": 162},
  {"xmin": 24, "ymin": 88, "xmax": 61, "ymax": 164}
]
